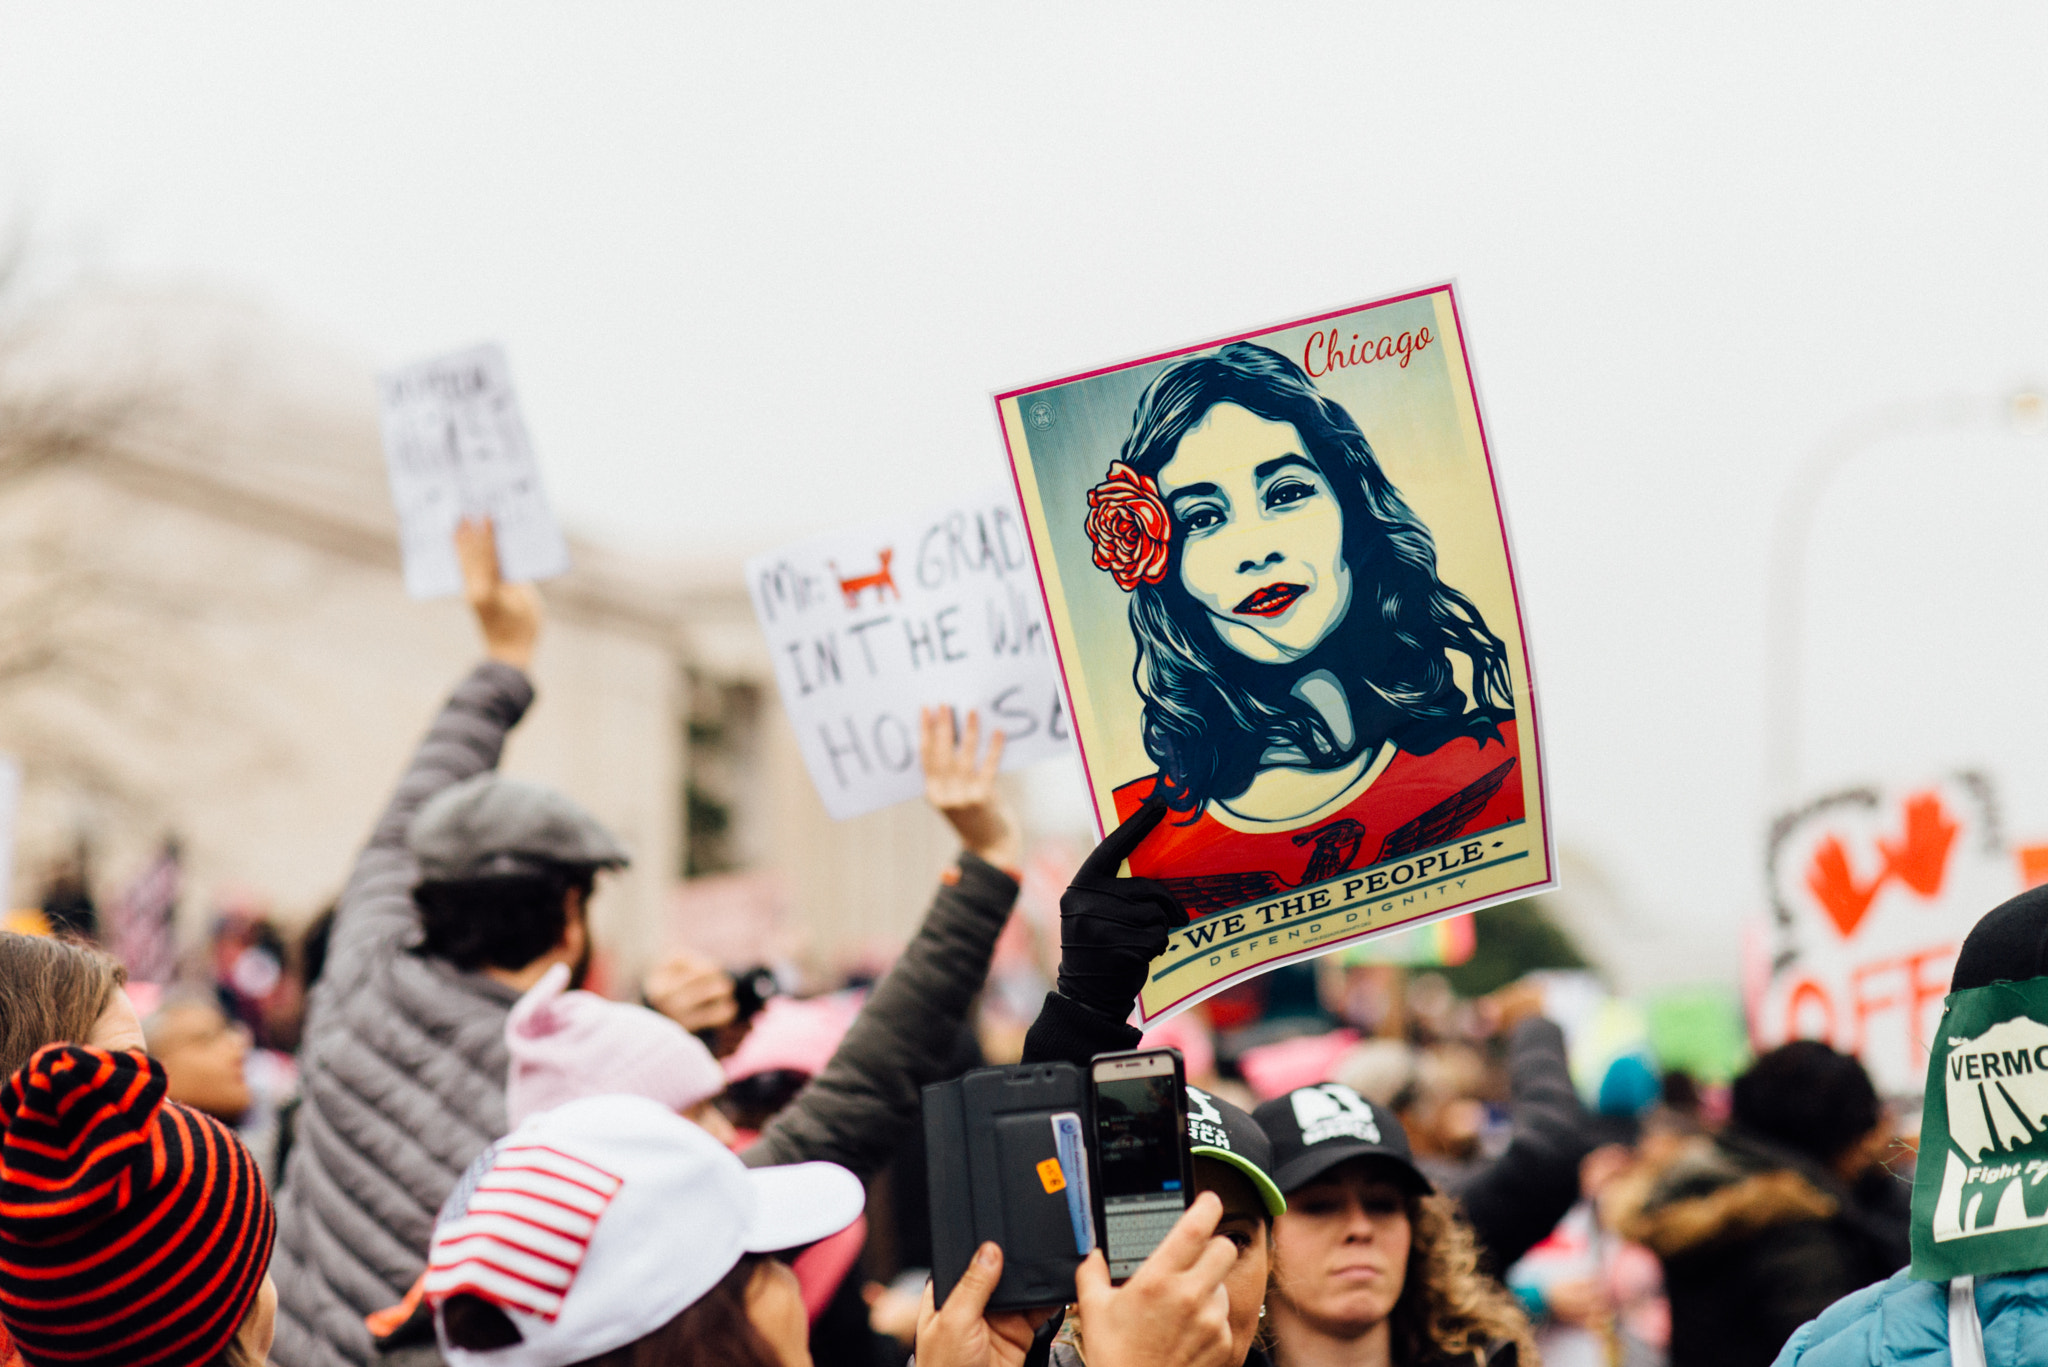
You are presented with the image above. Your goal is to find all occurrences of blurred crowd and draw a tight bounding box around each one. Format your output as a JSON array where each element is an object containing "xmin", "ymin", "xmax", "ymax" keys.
[{"xmin": 0, "ymin": 522, "xmax": 2041, "ymax": 1367}]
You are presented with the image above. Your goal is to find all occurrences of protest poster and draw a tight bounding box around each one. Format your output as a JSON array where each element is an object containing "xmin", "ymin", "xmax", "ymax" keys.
[
  {"xmin": 996, "ymin": 283, "xmax": 1553, "ymax": 1023},
  {"xmin": 376, "ymin": 343, "xmax": 570, "ymax": 599},
  {"xmin": 745, "ymin": 487, "xmax": 1072, "ymax": 821},
  {"xmin": 1750, "ymin": 774, "xmax": 2020, "ymax": 1099},
  {"xmin": 1909, "ymin": 975, "xmax": 2048, "ymax": 1280}
]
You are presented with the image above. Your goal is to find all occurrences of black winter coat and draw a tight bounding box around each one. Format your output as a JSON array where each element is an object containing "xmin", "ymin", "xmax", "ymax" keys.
[{"xmin": 1614, "ymin": 1127, "xmax": 1909, "ymax": 1367}]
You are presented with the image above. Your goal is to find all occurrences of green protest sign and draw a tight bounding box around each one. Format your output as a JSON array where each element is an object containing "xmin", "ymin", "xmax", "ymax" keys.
[{"xmin": 1911, "ymin": 976, "xmax": 2048, "ymax": 1280}]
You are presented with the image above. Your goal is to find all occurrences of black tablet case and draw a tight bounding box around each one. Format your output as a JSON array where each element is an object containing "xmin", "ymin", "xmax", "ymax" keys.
[{"xmin": 924, "ymin": 1061, "xmax": 1088, "ymax": 1310}]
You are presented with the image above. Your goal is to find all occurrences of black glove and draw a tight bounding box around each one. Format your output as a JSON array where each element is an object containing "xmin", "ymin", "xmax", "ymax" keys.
[{"xmin": 1055, "ymin": 801, "xmax": 1189, "ymax": 1020}]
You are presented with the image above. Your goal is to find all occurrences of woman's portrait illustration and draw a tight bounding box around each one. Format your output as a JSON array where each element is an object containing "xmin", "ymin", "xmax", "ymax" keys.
[
  {"xmin": 999, "ymin": 286, "xmax": 1548, "ymax": 1014},
  {"xmin": 1085, "ymin": 342, "xmax": 1522, "ymax": 910}
]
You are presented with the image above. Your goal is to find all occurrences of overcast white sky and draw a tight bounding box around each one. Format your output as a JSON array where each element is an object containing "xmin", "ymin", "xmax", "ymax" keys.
[{"xmin": 5, "ymin": 3, "xmax": 2048, "ymax": 985}]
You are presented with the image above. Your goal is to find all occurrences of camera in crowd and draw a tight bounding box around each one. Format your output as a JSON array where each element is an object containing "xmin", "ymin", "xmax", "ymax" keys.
[{"xmin": 730, "ymin": 964, "xmax": 782, "ymax": 1025}]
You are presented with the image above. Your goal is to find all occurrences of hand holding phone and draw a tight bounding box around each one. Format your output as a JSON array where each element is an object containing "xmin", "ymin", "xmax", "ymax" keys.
[
  {"xmin": 1072, "ymin": 1191, "xmax": 1238, "ymax": 1367},
  {"xmin": 1088, "ymin": 1048, "xmax": 1192, "ymax": 1282}
]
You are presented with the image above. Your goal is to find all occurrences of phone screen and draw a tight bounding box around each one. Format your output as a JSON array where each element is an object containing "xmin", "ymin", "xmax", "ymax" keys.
[{"xmin": 1091, "ymin": 1058, "xmax": 1188, "ymax": 1280}]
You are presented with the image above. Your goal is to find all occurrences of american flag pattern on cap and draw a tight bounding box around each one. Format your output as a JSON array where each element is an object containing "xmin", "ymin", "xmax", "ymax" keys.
[{"xmin": 425, "ymin": 1143, "xmax": 625, "ymax": 1322}]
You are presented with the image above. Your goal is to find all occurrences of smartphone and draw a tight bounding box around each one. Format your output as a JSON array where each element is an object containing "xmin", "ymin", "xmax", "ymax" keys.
[{"xmin": 1088, "ymin": 1048, "xmax": 1191, "ymax": 1282}]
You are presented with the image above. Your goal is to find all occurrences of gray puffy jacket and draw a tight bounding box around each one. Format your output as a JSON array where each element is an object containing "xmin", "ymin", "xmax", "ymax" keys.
[
  {"xmin": 272, "ymin": 663, "xmax": 532, "ymax": 1367},
  {"xmin": 274, "ymin": 662, "xmax": 1018, "ymax": 1367}
]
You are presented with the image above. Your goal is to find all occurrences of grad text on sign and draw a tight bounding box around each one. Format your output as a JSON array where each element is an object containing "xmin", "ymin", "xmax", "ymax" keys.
[{"xmin": 746, "ymin": 488, "xmax": 1072, "ymax": 821}]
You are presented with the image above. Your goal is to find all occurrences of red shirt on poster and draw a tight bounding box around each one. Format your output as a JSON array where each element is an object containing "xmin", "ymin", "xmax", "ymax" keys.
[{"xmin": 1112, "ymin": 721, "xmax": 1522, "ymax": 915}]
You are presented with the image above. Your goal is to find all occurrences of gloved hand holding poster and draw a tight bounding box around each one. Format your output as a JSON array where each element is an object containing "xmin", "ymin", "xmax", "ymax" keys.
[
  {"xmin": 995, "ymin": 283, "xmax": 1554, "ymax": 1023},
  {"xmin": 746, "ymin": 488, "xmax": 1071, "ymax": 820}
]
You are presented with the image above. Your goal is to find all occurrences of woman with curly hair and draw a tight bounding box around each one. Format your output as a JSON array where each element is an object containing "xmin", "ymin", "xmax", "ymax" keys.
[
  {"xmin": 1086, "ymin": 342, "xmax": 1522, "ymax": 903},
  {"xmin": 1254, "ymin": 1083, "xmax": 1535, "ymax": 1367}
]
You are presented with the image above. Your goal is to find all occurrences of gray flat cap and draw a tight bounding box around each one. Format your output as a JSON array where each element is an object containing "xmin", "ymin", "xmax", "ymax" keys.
[{"xmin": 408, "ymin": 774, "xmax": 631, "ymax": 882}]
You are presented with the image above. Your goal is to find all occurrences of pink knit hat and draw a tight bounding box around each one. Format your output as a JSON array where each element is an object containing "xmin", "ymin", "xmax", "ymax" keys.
[
  {"xmin": 505, "ymin": 965, "xmax": 728, "ymax": 1126},
  {"xmin": 722, "ymin": 992, "xmax": 863, "ymax": 1084}
]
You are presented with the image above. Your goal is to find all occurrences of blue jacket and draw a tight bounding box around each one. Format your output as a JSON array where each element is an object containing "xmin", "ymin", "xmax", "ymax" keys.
[{"xmin": 1772, "ymin": 1266, "xmax": 2048, "ymax": 1367}]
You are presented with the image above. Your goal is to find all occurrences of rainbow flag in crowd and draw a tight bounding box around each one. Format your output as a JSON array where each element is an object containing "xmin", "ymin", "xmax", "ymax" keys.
[{"xmin": 1334, "ymin": 914, "xmax": 1477, "ymax": 968}]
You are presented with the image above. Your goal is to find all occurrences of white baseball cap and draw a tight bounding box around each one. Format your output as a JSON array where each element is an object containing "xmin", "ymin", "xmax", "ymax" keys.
[{"xmin": 426, "ymin": 1094, "xmax": 864, "ymax": 1367}]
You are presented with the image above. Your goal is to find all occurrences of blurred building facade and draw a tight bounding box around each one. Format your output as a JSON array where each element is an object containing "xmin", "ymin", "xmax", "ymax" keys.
[{"xmin": 0, "ymin": 286, "xmax": 960, "ymax": 985}]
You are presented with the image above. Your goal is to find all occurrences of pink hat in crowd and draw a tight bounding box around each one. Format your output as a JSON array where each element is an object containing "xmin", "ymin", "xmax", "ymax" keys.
[
  {"xmin": 505, "ymin": 965, "xmax": 727, "ymax": 1126},
  {"xmin": 1238, "ymin": 1028, "xmax": 1363, "ymax": 1101},
  {"xmin": 722, "ymin": 991, "xmax": 863, "ymax": 1084},
  {"xmin": 1139, "ymin": 1013, "xmax": 1217, "ymax": 1082}
]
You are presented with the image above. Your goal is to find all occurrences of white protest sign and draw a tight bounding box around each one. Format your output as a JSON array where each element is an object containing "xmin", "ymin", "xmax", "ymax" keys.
[
  {"xmin": 376, "ymin": 343, "xmax": 570, "ymax": 599},
  {"xmin": 746, "ymin": 488, "xmax": 1071, "ymax": 820},
  {"xmin": 1752, "ymin": 773, "xmax": 2020, "ymax": 1097}
]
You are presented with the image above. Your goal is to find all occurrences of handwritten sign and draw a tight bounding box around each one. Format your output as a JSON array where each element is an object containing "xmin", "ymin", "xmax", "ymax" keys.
[
  {"xmin": 1751, "ymin": 774, "xmax": 2019, "ymax": 1097},
  {"xmin": 376, "ymin": 343, "xmax": 570, "ymax": 599},
  {"xmin": 746, "ymin": 488, "xmax": 1071, "ymax": 820}
]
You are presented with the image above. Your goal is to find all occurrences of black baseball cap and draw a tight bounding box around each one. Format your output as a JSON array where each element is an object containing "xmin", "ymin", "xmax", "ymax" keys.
[
  {"xmin": 1253, "ymin": 1083, "xmax": 1433, "ymax": 1196},
  {"xmin": 1186, "ymin": 1085, "xmax": 1285, "ymax": 1219}
]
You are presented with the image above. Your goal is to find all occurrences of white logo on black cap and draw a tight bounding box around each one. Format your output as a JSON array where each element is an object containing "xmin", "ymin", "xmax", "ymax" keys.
[
  {"xmin": 1291, "ymin": 1084, "xmax": 1381, "ymax": 1147},
  {"xmin": 1187, "ymin": 1086, "xmax": 1231, "ymax": 1150}
]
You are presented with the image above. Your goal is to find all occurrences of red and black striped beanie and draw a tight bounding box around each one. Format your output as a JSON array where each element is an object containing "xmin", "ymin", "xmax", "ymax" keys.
[{"xmin": 0, "ymin": 1045, "xmax": 276, "ymax": 1366}]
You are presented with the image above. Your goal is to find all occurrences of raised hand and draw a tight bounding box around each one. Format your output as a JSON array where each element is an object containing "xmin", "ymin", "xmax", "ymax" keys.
[
  {"xmin": 642, "ymin": 949, "xmax": 738, "ymax": 1033},
  {"xmin": 1072, "ymin": 1191, "xmax": 1237, "ymax": 1367},
  {"xmin": 922, "ymin": 706, "xmax": 1020, "ymax": 870},
  {"xmin": 455, "ymin": 517, "xmax": 542, "ymax": 670},
  {"xmin": 1479, "ymin": 976, "xmax": 1549, "ymax": 1036},
  {"xmin": 1055, "ymin": 801, "xmax": 1187, "ymax": 1018},
  {"xmin": 912, "ymin": 1243, "xmax": 1039, "ymax": 1367}
]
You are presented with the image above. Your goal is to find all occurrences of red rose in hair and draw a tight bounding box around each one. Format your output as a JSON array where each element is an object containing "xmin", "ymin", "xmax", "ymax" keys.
[{"xmin": 1085, "ymin": 461, "xmax": 1172, "ymax": 591}]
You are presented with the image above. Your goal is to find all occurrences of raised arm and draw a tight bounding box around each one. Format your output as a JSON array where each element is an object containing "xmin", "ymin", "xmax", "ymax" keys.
[
  {"xmin": 742, "ymin": 708, "xmax": 1019, "ymax": 1177},
  {"xmin": 321, "ymin": 520, "xmax": 544, "ymax": 991},
  {"xmin": 1443, "ymin": 993, "xmax": 1593, "ymax": 1272}
]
